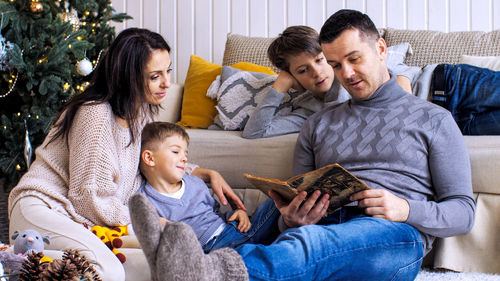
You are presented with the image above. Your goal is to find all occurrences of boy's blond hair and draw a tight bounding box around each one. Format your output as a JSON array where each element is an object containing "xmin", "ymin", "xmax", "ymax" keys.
[{"xmin": 141, "ymin": 122, "xmax": 190, "ymax": 153}]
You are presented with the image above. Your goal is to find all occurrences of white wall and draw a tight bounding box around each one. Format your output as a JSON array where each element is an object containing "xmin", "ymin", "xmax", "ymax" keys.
[{"xmin": 111, "ymin": 0, "xmax": 500, "ymax": 83}]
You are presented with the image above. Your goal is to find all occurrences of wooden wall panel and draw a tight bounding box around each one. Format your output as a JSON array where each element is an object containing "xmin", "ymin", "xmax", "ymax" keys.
[
  {"xmin": 249, "ymin": 0, "xmax": 267, "ymax": 36},
  {"xmin": 194, "ymin": 0, "xmax": 211, "ymax": 60},
  {"xmin": 407, "ymin": 0, "xmax": 426, "ymax": 30},
  {"xmin": 449, "ymin": 0, "xmax": 468, "ymax": 32},
  {"xmin": 213, "ymin": 0, "xmax": 230, "ymax": 64},
  {"xmin": 268, "ymin": 0, "xmax": 286, "ymax": 37}
]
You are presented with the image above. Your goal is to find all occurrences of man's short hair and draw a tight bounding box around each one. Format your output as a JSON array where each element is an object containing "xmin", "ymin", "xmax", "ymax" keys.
[
  {"xmin": 319, "ymin": 9, "xmax": 380, "ymax": 44},
  {"xmin": 141, "ymin": 121, "xmax": 190, "ymax": 152},
  {"xmin": 267, "ymin": 25, "xmax": 322, "ymax": 71}
]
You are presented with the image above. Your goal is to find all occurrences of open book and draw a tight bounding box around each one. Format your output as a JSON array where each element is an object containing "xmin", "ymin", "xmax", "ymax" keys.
[{"xmin": 244, "ymin": 163, "xmax": 370, "ymax": 215}]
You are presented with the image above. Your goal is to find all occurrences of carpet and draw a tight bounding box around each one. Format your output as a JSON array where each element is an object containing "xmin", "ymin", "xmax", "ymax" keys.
[{"xmin": 417, "ymin": 269, "xmax": 500, "ymax": 281}]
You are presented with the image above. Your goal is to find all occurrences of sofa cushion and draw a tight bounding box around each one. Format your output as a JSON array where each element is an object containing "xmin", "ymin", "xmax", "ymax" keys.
[
  {"xmin": 207, "ymin": 66, "xmax": 279, "ymax": 130},
  {"xmin": 222, "ymin": 34, "xmax": 277, "ymax": 72},
  {"xmin": 383, "ymin": 28, "xmax": 500, "ymax": 67},
  {"xmin": 459, "ymin": 55, "xmax": 500, "ymax": 71},
  {"xmin": 177, "ymin": 55, "xmax": 276, "ymax": 129},
  {"xmin": 177, "ymin": 55, "xmax": 222, "ymax": 128},
  {"xmin": 186, "ymin": 129, "xmax": 297, "ymax": 188}
]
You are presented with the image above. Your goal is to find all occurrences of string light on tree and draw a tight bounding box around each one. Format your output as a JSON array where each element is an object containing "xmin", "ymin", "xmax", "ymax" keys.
[{"xmin": 30, "ymin": 0, "xmax": 43, "ymax": 13}]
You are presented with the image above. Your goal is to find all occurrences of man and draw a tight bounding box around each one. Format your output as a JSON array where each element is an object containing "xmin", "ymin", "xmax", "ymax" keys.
[
  {"xmin": 129, "ymin": 9, "xmax": 476, "ymax": 281},
  {"xmin": 268, "ymin": 8, "xmax": 475, "ymax": 279}
]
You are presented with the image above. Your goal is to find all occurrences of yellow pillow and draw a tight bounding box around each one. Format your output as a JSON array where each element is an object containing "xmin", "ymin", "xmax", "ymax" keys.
[{"xmin": 177, "ymin": 55, "xmax": 276, "ymax": 129}]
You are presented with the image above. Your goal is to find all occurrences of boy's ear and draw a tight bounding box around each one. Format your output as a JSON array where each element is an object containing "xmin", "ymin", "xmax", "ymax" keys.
[{"xmin": 141, "ymin": 150, "xmax": 155, "ymax": 167}]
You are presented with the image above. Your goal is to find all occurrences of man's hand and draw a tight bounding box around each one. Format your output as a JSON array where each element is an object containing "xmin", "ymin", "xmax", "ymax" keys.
[
  {"xmin": 269, "ymin": 190, "xmax": 330, "ymax": 228},
  {"xmin": 272, "ymin": 71, "xmax": 305, "ymax": 93},
  {"xmin": 228, "ymin": 209, "xmax": 251, "ymax": 232},
  {"xmin": 350, "ymin": 189, "xmax": 410, "ymax": 222},
  {"xmin": 192, "ymin": 168, "xmax": 246, "ymax": 211}
]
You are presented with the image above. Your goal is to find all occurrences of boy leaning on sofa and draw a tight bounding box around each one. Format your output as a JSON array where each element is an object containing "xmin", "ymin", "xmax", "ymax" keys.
[{"xmin": 128, "ymin": 9, "xmax": 485, "ymax": 281}]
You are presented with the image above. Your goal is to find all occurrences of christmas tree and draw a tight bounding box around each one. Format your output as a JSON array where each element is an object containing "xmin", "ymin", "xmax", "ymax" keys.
[{"xmin": 0, "ymin": 0, "xmax": 131, "ymax": 191}]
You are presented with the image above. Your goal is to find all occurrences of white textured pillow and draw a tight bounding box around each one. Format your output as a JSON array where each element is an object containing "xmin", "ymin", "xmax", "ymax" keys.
[{"xmin": 459, "ymin": 55, "xmax": 500, "ymax": 71}]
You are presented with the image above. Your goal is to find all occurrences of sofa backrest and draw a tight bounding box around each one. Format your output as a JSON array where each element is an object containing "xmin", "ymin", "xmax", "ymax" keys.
[
  {"xmin": 383, "ymin": 28, "xmax": 500, "ymax": 67},
  {"xmin": 222, "ymin": 29, "xmax": 500, "ymax": 68}
]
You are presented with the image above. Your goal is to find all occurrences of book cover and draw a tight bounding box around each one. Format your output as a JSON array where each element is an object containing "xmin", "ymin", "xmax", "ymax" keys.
[{"xmin": 244, "ymin": 163, "xmax": 370, "ymax": 215}]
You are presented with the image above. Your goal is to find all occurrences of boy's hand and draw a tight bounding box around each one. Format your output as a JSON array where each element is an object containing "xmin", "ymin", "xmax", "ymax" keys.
[
  {"xmin": 228, "ymin": 209, "xmax": 251, "ymax": 232},
  {"xmin": 273, "ymin": 71, "xmax": 305, "ymax": 93},
  {"xmin": 159, "ymin": 217, "xmax": 169, "ymax": 227}
]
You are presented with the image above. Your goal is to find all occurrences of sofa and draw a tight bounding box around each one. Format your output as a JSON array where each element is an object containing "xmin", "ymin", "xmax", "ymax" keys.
[{"xmin": 154, "ymin": 28, "xmax": 500, "ymax": 275}]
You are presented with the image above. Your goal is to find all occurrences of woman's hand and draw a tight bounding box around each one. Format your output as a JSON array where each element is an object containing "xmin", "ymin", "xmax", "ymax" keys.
[
  {"xmin": 228, "ymin": 209, "xmax": 251, "ymax": 232},
  {"xmin": 192, "ymin": 168, "xmax": 246, "ymax": 211}
]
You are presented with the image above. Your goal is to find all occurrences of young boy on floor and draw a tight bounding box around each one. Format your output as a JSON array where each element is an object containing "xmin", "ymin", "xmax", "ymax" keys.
[
  {"xmin": 138, "ymin": 121, "xmax": 280, "ymax": 253},
  {"xmin": 242, "ymin": 25, "xmax": 415, "ymax": 139}
]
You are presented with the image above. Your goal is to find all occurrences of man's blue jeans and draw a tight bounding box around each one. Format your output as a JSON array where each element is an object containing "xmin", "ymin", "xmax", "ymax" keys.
[
  {"xmin": 203, "ymin": 199, "xmax": 281, "ymax": 253},
  {"xmin": 431, "ymin": 63, "xmax": 500, "ymax": 135},
  {"xmin": 235, "ymin": 203, "xmax": 424, "ymax": 281}
]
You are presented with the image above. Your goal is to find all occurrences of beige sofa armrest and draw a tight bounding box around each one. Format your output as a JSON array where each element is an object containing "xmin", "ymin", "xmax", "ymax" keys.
[{"xmin": 154, "ymin": 83, "xmax": 184, "ymax": 123}]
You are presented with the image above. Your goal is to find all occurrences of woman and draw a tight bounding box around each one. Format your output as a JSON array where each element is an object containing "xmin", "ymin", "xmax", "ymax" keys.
[{"xmin": 8, "ymin": 28, "xmax": 244, "ymax": 281}]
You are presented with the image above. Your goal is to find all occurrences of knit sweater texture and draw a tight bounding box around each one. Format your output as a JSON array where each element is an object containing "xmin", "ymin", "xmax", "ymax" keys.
[
  {"xmin": 8, "ymin": 103, "xmax": 145, "ymax": 226},
  {"xmin": 294, "ymin": 75, "xmax": 476, "ymax": 253}
]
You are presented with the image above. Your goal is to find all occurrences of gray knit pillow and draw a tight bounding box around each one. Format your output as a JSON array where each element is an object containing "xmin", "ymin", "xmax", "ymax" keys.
[
  {"xmin": 383, "ymin": 28, "xmax": 500, "ymax": 67},
  {"xmin": 206, "ymin": 66, "xmax": 279, "ymax": 130}
]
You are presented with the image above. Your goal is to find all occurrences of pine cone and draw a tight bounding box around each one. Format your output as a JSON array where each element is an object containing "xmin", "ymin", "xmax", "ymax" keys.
[
  {"xmin": 63, "ymin": 249, "xmax": 86, "ymax": 272},
  {"xmin": 19, "ymin": 252, "xmax": 45, "ymax": 281},
  {"xmin": 62, "ymin": 249, "xmax": 102, "ymax": 281},
  {"xmin": 39, "ymin": 259, "xmax": 78, "ymax": 281}
]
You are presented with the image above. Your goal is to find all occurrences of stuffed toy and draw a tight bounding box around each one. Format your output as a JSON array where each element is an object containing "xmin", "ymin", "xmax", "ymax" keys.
[
  {"xmin": 90, "ymin": 225, "xmax": 127, "ymax": 263},
  {"xmin": 0, "ymin": 250, "xmax": 24, "ymax": 279},
  {"xmin": 11, "ymin": 229, "xmax": 51, "ymax": 263},
  {"xmin": 128, "ymin": 193, "xmax": 249, "ymax": 281}
]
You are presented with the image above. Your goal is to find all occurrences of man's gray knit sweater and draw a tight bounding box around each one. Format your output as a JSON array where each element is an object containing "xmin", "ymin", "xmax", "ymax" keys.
[{"xmin": 294, "ymin": 75, "xmax": 476, "ymax": 253}]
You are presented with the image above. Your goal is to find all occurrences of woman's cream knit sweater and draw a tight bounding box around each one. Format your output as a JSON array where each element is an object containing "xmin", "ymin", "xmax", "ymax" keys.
[{"xmin": 8, "ymin": 103, "xmax": 144, "ymax": 227}]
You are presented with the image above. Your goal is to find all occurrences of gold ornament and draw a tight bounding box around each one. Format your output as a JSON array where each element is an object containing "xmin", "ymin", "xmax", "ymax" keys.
[
  {"xmin": 61, "ymin": 11, "xmax": 80, "ymax": 33},
  {"xmin": 30, "ymin": 1, "xmax": 43, "ymax": 13}
]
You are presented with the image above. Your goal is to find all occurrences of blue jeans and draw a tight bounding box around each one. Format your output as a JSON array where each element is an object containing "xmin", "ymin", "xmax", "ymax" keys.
[
  {"xmin": 236, "ymin": 205, "xmax": 424, "ymax": 281},
  {"xmin": 203, "ymin": 199, "xmax": 281, "ymax": 253},
  {"xmin": 431, "ymin": 64, "xmax": 500, "ymax": 135}
]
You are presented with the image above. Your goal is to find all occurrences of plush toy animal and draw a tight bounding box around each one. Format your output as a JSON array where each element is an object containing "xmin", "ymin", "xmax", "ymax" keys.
[
  {"xmin": 11, "ymin": 229, "xmax": 50, "ymax": 256},
  {"xmin": 90, "ymin": 225, "xmax": 127, "ymax": 263},
  {"xmin": 129, "ymin": 193, "xmax": 248, "ymax": 281},
  {"xmin": 0, "ymin": 250, "xmax": 24, "ymax": 278}
]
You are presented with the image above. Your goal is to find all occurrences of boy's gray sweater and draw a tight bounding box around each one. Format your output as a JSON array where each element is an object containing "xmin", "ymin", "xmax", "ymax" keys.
[{"xmin": 294, "ymin": 75, "xmax": 476, "ymax": 254}]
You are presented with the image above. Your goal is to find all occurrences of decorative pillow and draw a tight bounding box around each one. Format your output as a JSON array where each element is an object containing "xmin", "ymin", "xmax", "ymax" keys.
[
  {"xmin": 177, "ymin": 55, "xmax": 276, "ymax": 129},
  {"xmin": 459, "ymin": 55, "xmax": 500, "ymax": 71},
  {"xmin": 206, "ymin": 66, "xmax": 278, "ymax": 130},
  {"xmin": 387, "ymin": 43, "xmax": 422, "ymax": 83},
  {"xmin": 222, "ymin": 34, "xmax": 277, "ymax": 72}
]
